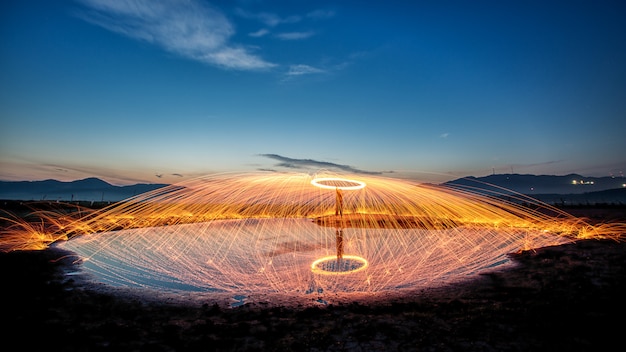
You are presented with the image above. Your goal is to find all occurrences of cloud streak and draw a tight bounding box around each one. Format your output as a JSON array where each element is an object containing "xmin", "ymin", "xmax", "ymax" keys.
[
  {"xmin": 275, "ymin": 31, "xmax": 315, "ymax": 40},
  {"xmin": 235, "ymin": 8, "xmax": 301, "ymax": 27},
  {"xmin": 259, "ymin": 154, "xmax": 384, "ymax": 175},
  {"xmin": 77, "ymin": 0, "xmax": 275, "ymax": 70},
  {"xmin": 249, "ymin": 28, "xmax": 270, "ymax": 37},
  {"xmin": 285, "ymin": 64, "xmax": 325, "ymax": 76}
]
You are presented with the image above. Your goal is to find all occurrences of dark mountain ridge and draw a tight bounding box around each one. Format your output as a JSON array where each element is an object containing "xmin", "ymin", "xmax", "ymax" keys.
[
  {"xmin": 1, "ymin": 173, "xmax": 625, "ymax": 204},
  {"xmin": 444, "ymin": 173, "xmax": 626, "ymax": 205},
  {"xmin": 0, "ymin": 178, "xmax": 169, "ymax": 202},
  {"xmin": 445, "ymin": 173, "xmax": 624, "ymax": 195}
]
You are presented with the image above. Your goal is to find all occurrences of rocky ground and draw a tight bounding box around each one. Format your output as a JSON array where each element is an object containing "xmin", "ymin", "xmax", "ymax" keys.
[{"xmin": 1, "ymin": 206, "xmax": 625, "ymax": 351}]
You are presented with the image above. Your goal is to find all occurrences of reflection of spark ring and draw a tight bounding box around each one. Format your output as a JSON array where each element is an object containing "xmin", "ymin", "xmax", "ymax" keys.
[
  {"xmin": 311, "ymin": 255, "xmax": 369, "ymax": 275},
  {"xmin": 311, "ymin": 177, "xmax": 366, "ymax": 190}
]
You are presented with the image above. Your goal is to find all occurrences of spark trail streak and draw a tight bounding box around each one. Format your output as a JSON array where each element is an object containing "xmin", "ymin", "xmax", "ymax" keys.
[
  {"xmin": 2, "ymin": 171, "xmax": 624, "ymax": 299},
  {"xmin": 60, "ymin": 219, "xmax": 564, "ymax": 294}
]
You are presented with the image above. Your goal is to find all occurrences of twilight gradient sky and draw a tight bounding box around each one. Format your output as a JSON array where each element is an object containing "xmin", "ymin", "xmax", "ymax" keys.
[{"xmin": 1, "ymin": 0, "xmax": 625, "ymax": 185}]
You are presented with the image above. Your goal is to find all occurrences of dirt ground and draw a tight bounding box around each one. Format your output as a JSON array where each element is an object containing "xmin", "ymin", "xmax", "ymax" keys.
[{"xmin": 2, "ymin": 206, "xmax": 625, "ymax": 351}]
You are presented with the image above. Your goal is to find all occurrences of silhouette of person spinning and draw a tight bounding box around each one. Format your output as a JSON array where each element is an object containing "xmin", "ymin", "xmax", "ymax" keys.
[{"xmin": 335, "ymin": 187, "xmax": 343, "ymax": 217}]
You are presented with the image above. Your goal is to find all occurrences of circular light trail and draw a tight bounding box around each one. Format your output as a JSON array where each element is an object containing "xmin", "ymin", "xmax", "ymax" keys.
[
  {"xmin": 311, "ymin": 255, "xmax": 369, "ymax": 275},
  {"xmin": 4, "ymin": 171, "xmax": 623, "ymax": 303},
  {"xmin": 310, "ymin": 177, "xmax": 366, "ymax": 190}
]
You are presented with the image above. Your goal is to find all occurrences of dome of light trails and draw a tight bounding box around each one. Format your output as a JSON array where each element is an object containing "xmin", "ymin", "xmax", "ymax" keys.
[{"xmin": 53, "ymin": 171, "xmax": 619, "ymax": 298}]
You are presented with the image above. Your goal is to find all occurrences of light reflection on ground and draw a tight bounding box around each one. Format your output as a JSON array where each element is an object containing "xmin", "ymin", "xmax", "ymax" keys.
[{"xmin": 57, "ymin": 218, "xmax": 570, "ymax": 297}]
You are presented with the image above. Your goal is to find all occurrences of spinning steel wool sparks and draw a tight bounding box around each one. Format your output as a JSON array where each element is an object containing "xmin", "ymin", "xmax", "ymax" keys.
[{"xmin": 1, "ymin": 171, "xmax": 624, "ymax": 298}]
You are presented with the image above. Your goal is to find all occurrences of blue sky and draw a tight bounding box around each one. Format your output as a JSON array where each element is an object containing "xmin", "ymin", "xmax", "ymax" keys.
[{"xmin": 1, "ymin": 0, "xmax": 625, "ymax": 185}]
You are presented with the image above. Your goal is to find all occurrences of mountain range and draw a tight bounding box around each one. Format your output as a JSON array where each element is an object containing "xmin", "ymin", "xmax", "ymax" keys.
[
  {"xmin": 0, "ymin": 174, "xmax": 624, "ymax": 204},
  {"xmin": 443, "ymin": 173, "xmax": 626, "ymax": 205},
  {"xmin": 0, "ymin": 177, "xmax": 168, "ymax": 202},
  {"xmin": 443, "ymin": 173, "xmax": 624, "ymax": 195}
]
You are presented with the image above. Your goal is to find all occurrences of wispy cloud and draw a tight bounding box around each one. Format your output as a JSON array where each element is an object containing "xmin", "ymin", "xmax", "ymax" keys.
[
  {"xmin": 440, "ymin": 132, "xmax": 450, "ymax": 138},
  {"xmin": 275, "ymin": 31, "xmax": 315, "ymax": 40},
  {"xmin": 249, "ymin": 28, "xmax": 270, "ymax": 37},
  {"xmin": 235, "ymin": 8, "xmax": 301, "ymax": 27},
  {"xmin": 286, "ymin": 64, "xmax": 325, "ymax": 76},
  {"xmin": 259, "ymin": 154, "xmax": 385, "ymax": 175},
  {"xmin": 77, "ymin": 0, "xmax": 275, "ymax": 70}
]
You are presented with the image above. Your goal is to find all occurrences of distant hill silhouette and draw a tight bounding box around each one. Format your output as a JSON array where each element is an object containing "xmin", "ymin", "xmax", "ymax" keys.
[
  {"xmin": 2, "ymin": 174, "xmax": 625, "ymax": 205},
  {"xmin": 445, "ymin": 174, "xmax": 624, "ymax": 194},
  {"xmin": 0, "ymin": 178, "xmax": 169, "ymax": 202},
  {"xmin": 444, "ymin": 174, "xmax": 626, "ymax": 205}
]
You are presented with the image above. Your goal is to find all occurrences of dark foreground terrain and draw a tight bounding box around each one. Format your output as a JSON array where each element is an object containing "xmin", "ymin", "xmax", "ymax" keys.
[{"xmin": 1, "ymin": 206, "xmax": 625, "ymax": 351}]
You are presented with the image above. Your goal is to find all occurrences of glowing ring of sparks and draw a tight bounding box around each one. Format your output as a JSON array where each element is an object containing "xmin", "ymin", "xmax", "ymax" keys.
[
  {"xmin": 311, "ymin": 255, "xmax": 369, "ymax": 275},
  {"xmin": 310, "ymin": 177, "xmax": 366, "ymax": 190}
]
